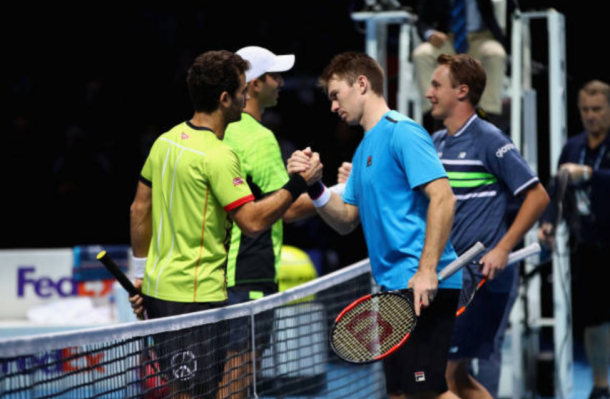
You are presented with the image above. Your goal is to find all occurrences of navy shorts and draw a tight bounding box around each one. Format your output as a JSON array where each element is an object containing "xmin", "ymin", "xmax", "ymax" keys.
[
  {"xmin": 383, "ymin": 289, "xmax": 460, "ymax": 395},
  {"xmin": 143, "ymin": 295, "xmax": 227, "ymax": 399},
  {"xmin": 449, "ymin": 265, "xmax": 518, "ymax": 360},
  {"xmin": 227, "ymin": 285, "xmax": 278, "ymax": 352}
]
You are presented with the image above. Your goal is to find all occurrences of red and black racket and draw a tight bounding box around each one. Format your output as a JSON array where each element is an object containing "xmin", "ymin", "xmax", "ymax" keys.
[
  {"xmin": 330, "ymin": 242, "xmax": 485, "ymax": 364},
  {"xmin": 456, "ymin": 242, "xmax": 541, "ymax": 317}
]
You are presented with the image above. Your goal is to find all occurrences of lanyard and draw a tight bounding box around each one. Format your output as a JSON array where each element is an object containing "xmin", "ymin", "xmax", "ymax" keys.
[{"xmin": 579, "ymin": 144, "xmax": 606, "ymax": 172}]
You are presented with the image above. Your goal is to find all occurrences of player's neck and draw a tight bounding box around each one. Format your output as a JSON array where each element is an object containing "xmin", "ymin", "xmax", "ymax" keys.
[
  {"xmin": 190, "ymin": 112, "xmax": 226, "ymax": 140},
  {"xmin": 244, "ymin": 99, "xmax": 264, "ymax": 122},
  {"xmin": 587, "ymin": 130, "xmax": 608, "ymax": 149},
  {"xmin": 445, "ymin": 108, "xmax": 476, "ymax": 136},
  {"xmin": 360, "ymin": 96, "xmax": 390, "ymax": 132}
]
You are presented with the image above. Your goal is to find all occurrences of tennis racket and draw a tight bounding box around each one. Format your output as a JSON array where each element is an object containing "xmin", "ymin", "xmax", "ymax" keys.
[
  {"xmin": 456, "ymin": 242, "xmax": 541, "ymax": 317},
  {"xmin": 330, "ymin": 242, "xmax": 486, "ymax": 364},
  {"xmin": 96, "ymin": 250, "xmax": 170, "ymax": 393},
  {"xmin": 96, "ymin": 250, "xmax": 139, "ymax": 296}
]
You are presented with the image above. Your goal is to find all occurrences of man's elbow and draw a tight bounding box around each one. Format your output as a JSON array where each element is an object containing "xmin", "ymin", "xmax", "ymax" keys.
[
  {"xmin": 237, "ymin": 220, "xmax": 266, "ymax": 238},
  {"xmin": 540, "ymin": 185, "xmax": 551, "ymax": 207},
  {"xmin": 283, "ymin": 209, "xmax": 299, "ymax": 224},
  {"xmin": 332, "ymin": 218, "xmax": 359, "ymax": 236},
  {"xmin": 130, "ymin": 201, "xmax": 146, "ymax": 218},
  {"xmin": 437, "ymin": 190, "xmax": 456, "ymax": 213},
  {"xmin": 336, "ymin": 226, "xmax": 355, "ymax": 236},
  {"xmin": 534, "ymin": 183, "xmax": 550, "ymax": 209}
]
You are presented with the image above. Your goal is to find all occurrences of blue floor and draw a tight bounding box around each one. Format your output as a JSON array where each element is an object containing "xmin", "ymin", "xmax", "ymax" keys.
[
  {"xmin": 548, "ymin": 339, "xmax": 609, "ymax": 399},
  {"xmin": 568, "ymin": 347, "xmax": 610, "ymax": 399}
]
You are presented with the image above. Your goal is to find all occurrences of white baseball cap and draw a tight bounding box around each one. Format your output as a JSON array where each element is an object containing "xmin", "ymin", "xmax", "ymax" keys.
[{"xmin": 236, "ymin": 46, "xmax": 295, "ymax": 83}]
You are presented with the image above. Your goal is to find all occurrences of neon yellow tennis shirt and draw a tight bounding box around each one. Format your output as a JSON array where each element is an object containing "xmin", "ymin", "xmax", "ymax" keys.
[
  {"xmin": 224, "ymin": 113, "xmax": 289, "ymax": 288},
  {"xmin": 140, "ymin": 121, "xmax": 254, "ymax": 303}
]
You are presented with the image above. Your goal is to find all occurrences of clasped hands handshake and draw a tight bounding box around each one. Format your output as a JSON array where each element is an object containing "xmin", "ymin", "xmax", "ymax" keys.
[
  {"xmin": 287, "ymin": 147, "xmax": 354, "ymax": 187},
  {"xmin": 287, "ymin": 147, "xmax": 324, "ymax": 186}
]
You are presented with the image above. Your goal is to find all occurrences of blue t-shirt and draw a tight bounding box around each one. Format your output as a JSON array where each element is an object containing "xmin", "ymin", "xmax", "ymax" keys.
[
  {"xmin": 343, "ymin": 110, "xmax": 460, "ymax": 291},
  {"xmin": 432, "ymin": 114, "xmax": 538, "ymax": 291}
]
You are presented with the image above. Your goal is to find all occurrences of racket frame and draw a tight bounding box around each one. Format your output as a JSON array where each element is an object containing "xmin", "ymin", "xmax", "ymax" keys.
[
  {"xmin": 330, "ymin": 290, "xmax": 416, "ymax": 364},
  {"xmin": 330, "ymin": 241, "xmax": 486, "ymax": 364},
  {"xmin": 455, "ymin": 242, "xmax": 542, "ymax": 316}
]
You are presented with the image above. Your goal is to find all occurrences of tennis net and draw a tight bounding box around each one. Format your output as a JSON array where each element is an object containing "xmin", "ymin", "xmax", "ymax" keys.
[{"xmin": 0, "ymin": 258, "xmax": 386, "ymax": 398}]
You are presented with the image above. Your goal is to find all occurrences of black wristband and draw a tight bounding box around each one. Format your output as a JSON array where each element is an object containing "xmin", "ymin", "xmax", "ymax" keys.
[
  {"xmin": 307, "ymin": 181, "xmax": 325, "ymax": 200},
  {"xmin": 282, "ymin": 174, "xmax": 308, "ymax": 201}
]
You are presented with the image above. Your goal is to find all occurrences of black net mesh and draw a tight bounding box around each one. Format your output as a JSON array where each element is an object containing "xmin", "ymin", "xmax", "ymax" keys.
[{"xmin": 1, "ymin": 267, "xmax": 387, "ymax": 398}]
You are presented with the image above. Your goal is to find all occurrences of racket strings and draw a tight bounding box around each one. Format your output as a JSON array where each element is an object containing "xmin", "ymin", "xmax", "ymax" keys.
[{"xmin": 332, "ymin": 294, "xmax": 416, "ymax": 363}]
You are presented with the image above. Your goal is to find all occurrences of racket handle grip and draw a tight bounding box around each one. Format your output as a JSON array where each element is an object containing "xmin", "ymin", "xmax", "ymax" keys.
[
  {"xmin": 507, "ymin": 243, "xmax": 541, "ymax": 265},
  {"xmin": 438, "ymin": 241, "xmax": 486, "ymax": 281},
  {"xmin": 96, "ymin": 250, "xmax": 140, "ymax": 297}
]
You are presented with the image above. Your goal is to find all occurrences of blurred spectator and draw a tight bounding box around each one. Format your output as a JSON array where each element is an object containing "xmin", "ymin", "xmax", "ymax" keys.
[
  {"xmin": 539, "ymin": 80, "xmax": 610, "ymax": 399},
  {"xmin": 413, "ymin": 0, "xmax": 511, "ymax": 121}
]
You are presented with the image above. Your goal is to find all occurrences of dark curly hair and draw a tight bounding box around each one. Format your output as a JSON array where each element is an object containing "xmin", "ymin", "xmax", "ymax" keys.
[{"xmin": 187, "ymin": 50, "xmax": 250, "ymax": 113}]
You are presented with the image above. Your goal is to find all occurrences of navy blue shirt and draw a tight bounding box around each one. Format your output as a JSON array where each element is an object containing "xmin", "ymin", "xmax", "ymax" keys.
[
  {"xmin": 433, "ymin": 115, "xmax": 538, "ymax": 291},
  {"xmin": 552, "ymin": 132, "xmax": 610, "ymax": 244},
  {"xmin": 343, "ymin": 111, "xmax": 460, "ymax": 291}
]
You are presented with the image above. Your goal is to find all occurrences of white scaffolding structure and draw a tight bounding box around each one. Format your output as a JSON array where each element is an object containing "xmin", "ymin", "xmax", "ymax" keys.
[
  {"xmin": 350, "ymin": 10, "xmax": 422, "ymax": 123},
  {"xmin": 510, "ymin": 9, "xmax": 571, "ymax": 399}
]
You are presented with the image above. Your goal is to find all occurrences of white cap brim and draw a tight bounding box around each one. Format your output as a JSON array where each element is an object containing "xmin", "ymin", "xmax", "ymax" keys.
[
  {"xmin": 267, "ymin": 54, "xmax": 295, "ymax": 74},
  {"xmin": 237, "ymin": 46, "xmax": 295, "ymax": 83}
]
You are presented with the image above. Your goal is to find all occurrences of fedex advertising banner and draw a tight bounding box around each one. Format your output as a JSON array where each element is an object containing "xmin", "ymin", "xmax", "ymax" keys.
[{"xmin": 0, "ymin": 248, "xmax": 124, "ymax": 320}]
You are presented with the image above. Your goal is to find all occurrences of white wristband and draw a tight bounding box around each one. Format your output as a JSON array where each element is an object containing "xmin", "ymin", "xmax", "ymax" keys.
[
  {"xmin": 329, "ymin": 183, "xmax": 345, "ymax": 196},
  {"xmin": 582, "ymin": 165, "xmax": 590, "ymax": 181},
  {"xmin": 312, "ymin": 185, "xmax": 331, "ymax": 208},
  {"xmin": 133, "ymin": 256, "xmax": 147, "ymax": 279}
]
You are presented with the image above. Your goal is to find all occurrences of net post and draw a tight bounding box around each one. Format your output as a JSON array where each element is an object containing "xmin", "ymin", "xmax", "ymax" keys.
[{"xmin": 250, "ymin": 310, "xmax": 259, "ymax": 399}]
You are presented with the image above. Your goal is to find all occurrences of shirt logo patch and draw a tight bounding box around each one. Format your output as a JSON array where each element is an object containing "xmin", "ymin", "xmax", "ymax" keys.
[
  {"xmin": 415, "ymin": 371, "xmax": 426, "ymax": 382},
  {"xmin": 171, "ymin": 351, "xmax": 197, "ymax": 381},
  {"xmin": 233, "ymin": 177, "xmax": 244, "ymax": 186},
  {"xmin": 495, "ymin": 143, "xmax": 516, "ymax": 158},
  {"xmin": 367, "ymin": 156, "xmax": 373, "ymax": 167},
  {"xmin": 449, "ymin": 346, "xmax": 459, "ymax": 354},
  {"xmin": 181, "ymin": 132, "xmax": 190, "ymax": 140},
  {"xmin": 458, "ymin": 152, "xmax": 467, "ymax": 159}
]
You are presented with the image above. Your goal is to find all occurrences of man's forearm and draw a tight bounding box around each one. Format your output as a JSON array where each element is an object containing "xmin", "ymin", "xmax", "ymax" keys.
[
  {"xmin": 130, "ymin": 210, "xmax": 152, "ymax": 257},
  {"xmin": 316, "ymin": 193, "xmax": 360, "ymax": 235},
  {"xmin": 420, "ymin": 192, "xmax": 455, "ymax": 271},
  {"xmin": 497, "ymin": 183, "xmax": 550, "ymax": 251},
  {"xmin": 283, "ymin": 193, "xmax": 317, "ymax": 223},
  {"xmin": 234, "ymin": 189, "xmax": 295, "ymax": 237},
  {"xmin": 130, "ymin": 182, "xmax": 153, "ymax": 258}
]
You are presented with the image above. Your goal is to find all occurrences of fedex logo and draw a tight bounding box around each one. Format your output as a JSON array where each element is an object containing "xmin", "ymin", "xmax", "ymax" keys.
[
  {"xmin": 17, "ymin": 267, "xmax": 112, "ymax": 298},
  {"xmin": 0, "ymin": 348, "xmax": 105, "ymax": 375}
]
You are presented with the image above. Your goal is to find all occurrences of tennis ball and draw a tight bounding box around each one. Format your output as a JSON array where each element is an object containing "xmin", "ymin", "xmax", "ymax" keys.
[{"xmin": 278, "ymin": 245, "xmax": 318, "ymax": 303}]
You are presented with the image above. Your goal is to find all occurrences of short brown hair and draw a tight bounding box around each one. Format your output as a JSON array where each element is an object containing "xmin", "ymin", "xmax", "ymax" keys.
[
  {"xmin": 437, "ymin": 54, "xmax": 486, "ymax": 107},
  {"xmin": 580, "ymin": 80, "xmax": 610, "ymax": 105},
  {"xmin": 319, "ymin": 52, "xmax": 384, "ymax": 95},
  {"xmin": 187, "ymin": 50, "xmax": 250, "ymax": 113}
]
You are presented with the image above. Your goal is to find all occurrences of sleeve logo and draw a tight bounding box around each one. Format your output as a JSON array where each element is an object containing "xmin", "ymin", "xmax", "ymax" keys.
[
  {"xmin": 233, "ymin": 177, "xmax": 244, "ymax": 186},
  {"xmin": 495, "ymin": 143, "xmax": 516, "ymax": 158}
]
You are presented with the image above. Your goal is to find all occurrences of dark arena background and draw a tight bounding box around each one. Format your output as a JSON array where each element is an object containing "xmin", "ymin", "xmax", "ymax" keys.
[{"xmin": 1, "ymin": 2, "xmax": 609, "ymax": 398}]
